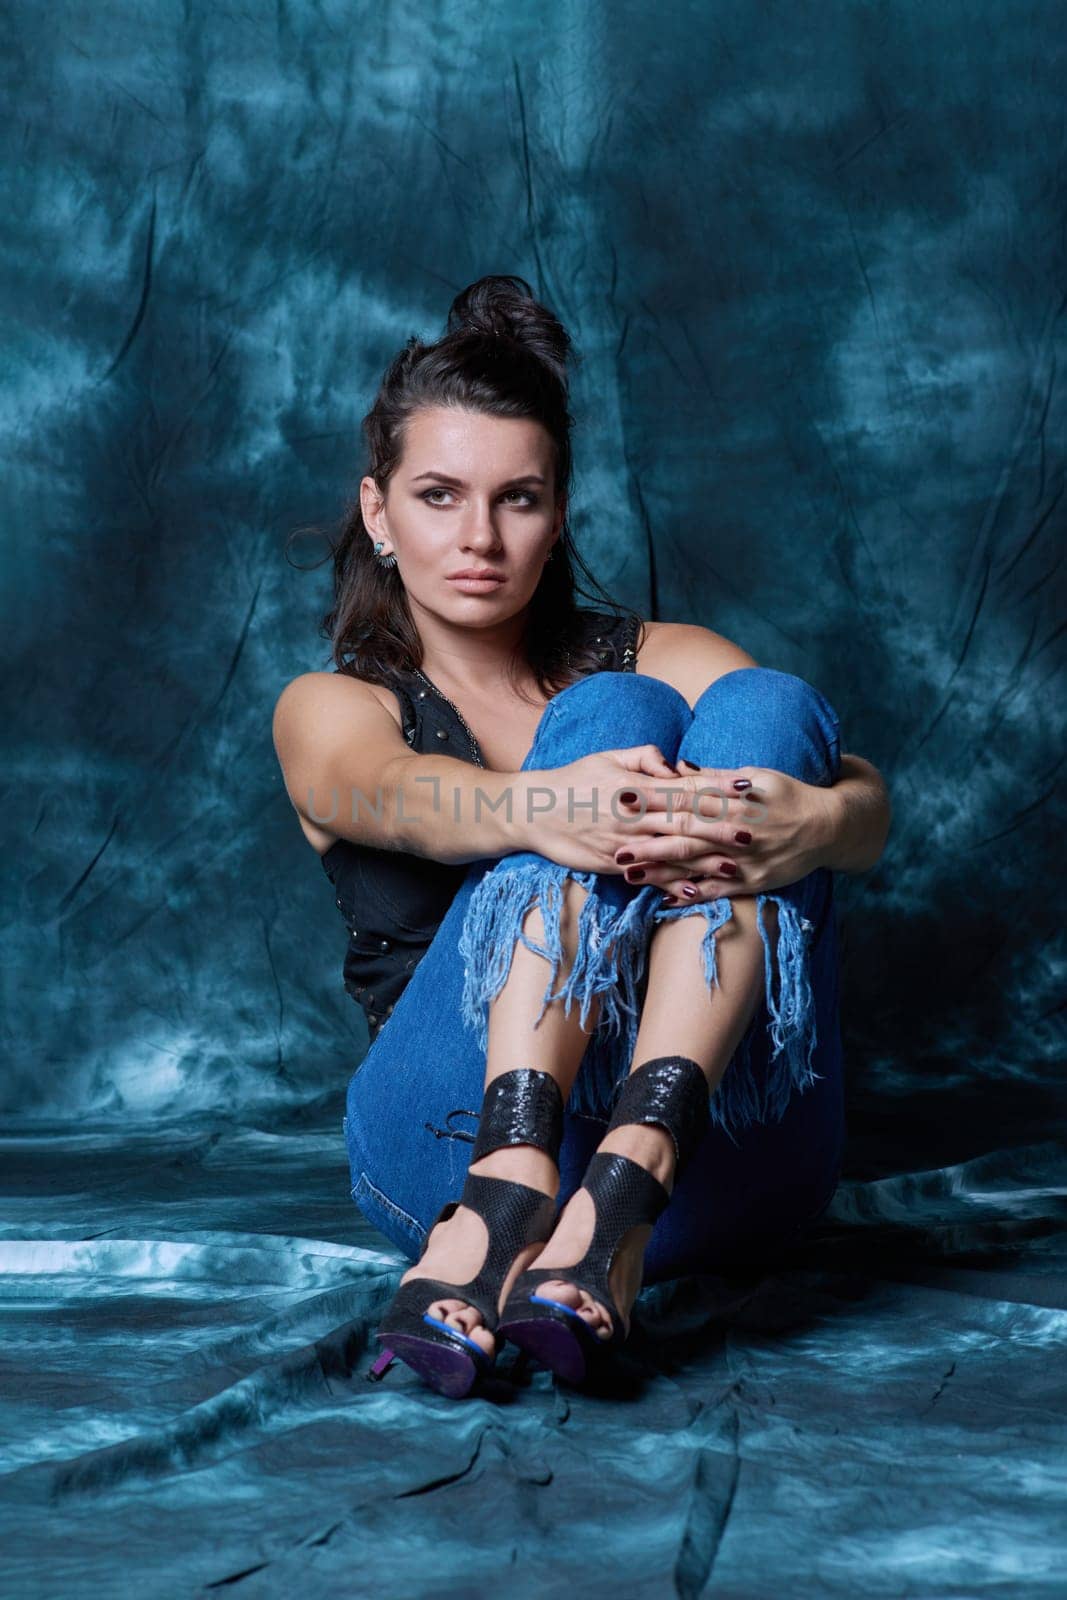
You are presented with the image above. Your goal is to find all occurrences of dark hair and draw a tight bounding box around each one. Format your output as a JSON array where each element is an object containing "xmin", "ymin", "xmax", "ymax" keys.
[{"xmin": 313, "ymin": 274, "xmax": 642, "ymax": 702}]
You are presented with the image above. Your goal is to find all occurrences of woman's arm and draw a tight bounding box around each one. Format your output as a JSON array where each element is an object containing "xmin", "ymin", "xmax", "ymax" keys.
[
  {"xmin": 818, "ymin": 752, "xmax": 893, "ymax": 874},
  {"xmin": 272, "ymin": 673, "xmax": 680, "ymax": 870},
  {"xmin": 273, "ymin": 672, "xmax": 533, "ymax": 864},
  {"xmin": 635, "ymin": 622, "xmax": 892, "ymax": 879}
]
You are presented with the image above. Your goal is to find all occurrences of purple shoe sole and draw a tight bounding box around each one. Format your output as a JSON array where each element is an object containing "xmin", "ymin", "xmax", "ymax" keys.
[
  {"xmin": 498, "ymin": 1314, "xmax": 590, "ymax": 1384},
  {"xmin": 378, "ymin": 1331, "xmax": 488, "ymax": 1398}
]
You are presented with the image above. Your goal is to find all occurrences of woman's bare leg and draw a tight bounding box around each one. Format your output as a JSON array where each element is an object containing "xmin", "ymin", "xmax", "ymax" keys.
[
  {"xmin": 531, "ymin": 896, "xmax": 779, "ymax": 1338},
  {"xmin": 398, "ymin": 876, "xmax": 604, "ymax": 1355}
]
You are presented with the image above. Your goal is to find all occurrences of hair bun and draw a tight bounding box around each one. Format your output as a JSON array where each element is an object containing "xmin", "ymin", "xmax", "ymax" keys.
[{"xmin": 445, "ymin": 274, "xmax": 573, "ymax": 390}]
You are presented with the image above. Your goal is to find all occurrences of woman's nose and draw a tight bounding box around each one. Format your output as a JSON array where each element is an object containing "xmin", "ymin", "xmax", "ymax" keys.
[{"xmin": 459, "ymin": 504, "xmax": 506, "ymax": 547}]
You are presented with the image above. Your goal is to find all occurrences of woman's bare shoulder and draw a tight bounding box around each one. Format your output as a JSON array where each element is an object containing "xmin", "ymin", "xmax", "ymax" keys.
[
  {"xmin": 635, "ymin": 620, "xmax": 759, "ymax": 707},
  {"xmin": 272, "ymin": 669, "xmax": 404, "ymax": 735},
  {"xmin": 271, "ymin": 671, "xmax": 410, "ymax": 856}
]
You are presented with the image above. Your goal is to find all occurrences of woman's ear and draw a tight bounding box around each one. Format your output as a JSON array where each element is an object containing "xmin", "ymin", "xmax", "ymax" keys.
[{"xmin": 359, "ymin": 475, "xmax": 386, "ymax": 538}]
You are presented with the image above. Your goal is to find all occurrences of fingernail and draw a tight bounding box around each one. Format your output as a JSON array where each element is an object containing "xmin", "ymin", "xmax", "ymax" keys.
[
  {"xmin": 616, "ymin": 851, "xmax": 635, "ymax": 864},
  {"xmin": 681, "ymin": 884, "xmax": 698, "ymax": 897},
  {"xmin": 734, "ymin": 831, "xmax": 751, "ymax": 845},
  {"xmin": 732, "ymin": 779, "xmax": 752, "ymax": 791},
  {"xmin": 719, "ymin": 862, "xmax": 738, "ymax": 877},
  {"xmin": 625, "ymin": 868, "xmax": 645, "ymax": 882},
  {"xmin": 619, "ymin": 791, "xmax": 638, "ymax": 805},
  {"xmin": 661, "ymin": 895, "xmax": 678, "ymax": 906}
]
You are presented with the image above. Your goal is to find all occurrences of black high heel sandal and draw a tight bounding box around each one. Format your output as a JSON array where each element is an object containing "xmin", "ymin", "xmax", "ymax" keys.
[
  {"xmin": 496, "ymin": 1055, "xmax": 710, "ymax": 1385},
  {"xmin": 371, "ymin": 1066, "xmax": 565, "ymax": 1399}
]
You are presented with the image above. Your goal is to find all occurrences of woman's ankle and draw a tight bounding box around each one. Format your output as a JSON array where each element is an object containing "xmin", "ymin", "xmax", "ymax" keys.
[
  {"xmin": 596, "ymin": 1123, "xmax": 675, "ymax": 1192},
  {"xmin": 468, "ymin": 1143, "xmax": 559, "ymax": 1197}
]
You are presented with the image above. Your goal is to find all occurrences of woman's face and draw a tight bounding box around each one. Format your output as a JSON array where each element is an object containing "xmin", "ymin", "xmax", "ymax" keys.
[{"xmin": 360, "ymin": 405, "xmax": 563, "ymax": 626}]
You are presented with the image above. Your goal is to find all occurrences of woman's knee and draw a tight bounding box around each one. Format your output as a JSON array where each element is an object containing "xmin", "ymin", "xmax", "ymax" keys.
[
  {"xmin": 528, "ymin": 669, "xmax": 693, "ymax": 769},
  {"xmin": 683, "ymin": 666, "xmax": 841, "ymax": 786}
]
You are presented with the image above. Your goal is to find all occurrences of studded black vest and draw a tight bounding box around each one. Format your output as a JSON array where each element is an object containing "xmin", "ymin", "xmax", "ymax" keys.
[{"xmin": 320, "ymin": 608, "xmax": 641, "ymax": 1039}]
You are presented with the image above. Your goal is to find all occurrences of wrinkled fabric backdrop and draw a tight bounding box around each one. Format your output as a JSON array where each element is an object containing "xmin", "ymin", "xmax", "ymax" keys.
[{"xmin": 2, "ymin": 1, "xmax": 1065, "ymax": 1595}]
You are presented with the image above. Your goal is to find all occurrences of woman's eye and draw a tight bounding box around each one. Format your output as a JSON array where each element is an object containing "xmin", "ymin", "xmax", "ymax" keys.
[{"xmin": 420, "ymin": 488, "xmax": 538, "ymax": 507}]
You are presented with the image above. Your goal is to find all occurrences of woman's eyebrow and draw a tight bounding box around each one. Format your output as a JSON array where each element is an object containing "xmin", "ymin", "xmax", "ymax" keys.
[{"xmin": 409, "ymin": 471, "xmax": 546, "ymax": 488}]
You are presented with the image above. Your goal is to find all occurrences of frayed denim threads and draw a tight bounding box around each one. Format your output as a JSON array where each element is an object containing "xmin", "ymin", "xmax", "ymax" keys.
[
  {"xmin": 654, "ymin": 892, "xmax": 820, "ymax": 1144},
  {"xmin": 458, "ymin": 861, "xmax": 661, "ymax": 1117},
  {"xmin": 456, "ymin": 666, "xmax": 838, "ymax": 1138}
]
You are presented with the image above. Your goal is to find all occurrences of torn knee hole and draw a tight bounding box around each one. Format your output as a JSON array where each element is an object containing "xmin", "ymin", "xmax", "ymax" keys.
[
  {"xmin": 698, "ymin": 892, "xmax": 820, "ymax": 1139},
  {"xmin": 758, "ymin": 898, "xmax": 781, "ymax": 992},
  {"xmin": 458, "ymin": 860, "xmax": 657, "ymax": 1117},
  {"xmin": 713, "ymin": 894, "xmax": 781, "ymax": 990},
  {"xmin": 521, "ymin": 875, "xmax": 592, "ymax": 952}
]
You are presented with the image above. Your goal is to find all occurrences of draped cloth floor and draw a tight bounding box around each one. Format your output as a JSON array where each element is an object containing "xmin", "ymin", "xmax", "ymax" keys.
[{"xmin": 2, "ymin": 1103, "xmax": 1064, "ymax": 1598}]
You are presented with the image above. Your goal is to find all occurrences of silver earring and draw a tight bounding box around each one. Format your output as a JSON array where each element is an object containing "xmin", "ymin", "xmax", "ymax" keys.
[{"xmin": 373, "ymin": 540, "xmax": 398, "ymax": 570}]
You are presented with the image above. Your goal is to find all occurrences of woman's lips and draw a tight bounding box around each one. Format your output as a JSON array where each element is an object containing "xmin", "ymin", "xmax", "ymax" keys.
[{"xmin": 447, "ymin": 574, "xmax": 506, "ymax": 591}]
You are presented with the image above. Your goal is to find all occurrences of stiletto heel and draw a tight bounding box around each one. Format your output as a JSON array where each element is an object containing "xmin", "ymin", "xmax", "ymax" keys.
[
  {"xmin": 372, "ymin": 1066, "xmax": 565, "ymax": 1398},
  {"xmin": 497, "ymin": 1054, "xmax": 710, "ymax": 1385}
]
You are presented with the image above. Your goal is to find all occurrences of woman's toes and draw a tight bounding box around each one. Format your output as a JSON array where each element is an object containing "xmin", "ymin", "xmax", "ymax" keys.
[
  {"xmin": 573, "ymin": 1298, "xmax": 612, "ymax": 1339},
  {"xmin": 581, "ymin": 1297, "xmax": 614, "ymax": 1340},
  {"xmin": 536, "ymin": 1278, "xmax": 584, "ymax": 1311},
  {"xmin": 432, "ymin": 1298, "xmax": 477, "ymax": 1330},
  {"xmin": 537, "ymin": 1280, "xmax": 613, "ymax": 1340},
  {"xmin": 467, "ymin": 1326, "xmax": 495, "ymax": 1356},
  {"xmin": 429, "ymin": 1299, "xmax": 493, "ymax": 1355}
]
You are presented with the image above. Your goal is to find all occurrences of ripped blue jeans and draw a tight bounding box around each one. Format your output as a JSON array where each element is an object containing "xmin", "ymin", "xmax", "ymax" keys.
[{"xmin": 344, "ymin": 667, "xmax": 845, "ymax": 1284}]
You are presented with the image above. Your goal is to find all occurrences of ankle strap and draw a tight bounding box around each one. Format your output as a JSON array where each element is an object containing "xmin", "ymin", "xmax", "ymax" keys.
[
  {"xmin": 469, "ymin": 1068, "xmax": 565, "ymax": 1166},
  {"xmin": 606, "ymin": 1055, "xmax": 710, "ymax": 1178}
]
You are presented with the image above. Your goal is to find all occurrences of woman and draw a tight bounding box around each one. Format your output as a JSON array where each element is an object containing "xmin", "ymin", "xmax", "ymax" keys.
[{"xmin": 273, "ymin": 275, "xmax": 891, "ymax": 1399}]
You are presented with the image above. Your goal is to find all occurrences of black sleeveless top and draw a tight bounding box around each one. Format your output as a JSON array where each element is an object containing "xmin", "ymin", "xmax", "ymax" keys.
[{"xmin": 319, "ymin": 608, "xmax": 642, "ymax": 1039}]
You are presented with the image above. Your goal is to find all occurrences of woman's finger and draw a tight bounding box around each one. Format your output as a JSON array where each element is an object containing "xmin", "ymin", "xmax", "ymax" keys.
[
  {"xmin": 610, "ymin": 744, "xmax": 680, "ymax": 780},
  {"xmin": 624, "ymin": 779, "xmax": 767, "ymax": 833},
  {"xmin": 660, "ymin": 882, "xmax": 748, "ymax": 906},
  {"xmin": 622, "ymin": 855, "xmax": 745, "ymax": 890},
  {"xmin": 678, "ymin": 761, "xmax": 762, "ymax": 796},
  {"xmin": 638, "ymin": 749, "xmax": 681, "ymax": 779},
  {"xmin": 613, "ymin": 826, "xmax": 754, "ymax": 866}
]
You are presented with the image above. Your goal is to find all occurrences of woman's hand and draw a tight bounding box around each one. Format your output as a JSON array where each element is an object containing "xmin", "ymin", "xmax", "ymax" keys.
[
  {"xmin": 607, "ymin": 760, "xmax": 837, "ymax": 902},
  {"xmin": 523, "ymin": 745, "xmax": 684, "ymax": 874}
]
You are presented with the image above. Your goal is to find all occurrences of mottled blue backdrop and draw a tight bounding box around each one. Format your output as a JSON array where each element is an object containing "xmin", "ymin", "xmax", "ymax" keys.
[{"xmin": 2, "ymin": 2, "xmax": 1065, "ymax": 1595}]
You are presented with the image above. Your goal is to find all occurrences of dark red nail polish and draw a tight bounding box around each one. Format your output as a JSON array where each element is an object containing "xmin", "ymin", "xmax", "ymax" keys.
[
  {"xmin": 719, "ymin": 862, "xmax": 738, "ymax": 877},
  {"xmin": 733, "ymin": 779, "xmax": 752, "ymax": 791},
  {"xmin": 734, "ymin": 831, "xmax": 751, "ymax": 845},
  {"xmin": 626, "ymin": 868, "xmax": 645, "ymax": 881},
  {"xmin": 681, "ymin": 884, "xmax": 698, "ymax": 897},
  {"xmin": 619, "ymin": 790, "xmax": 638, "ymax": 805},
  {"xmin": 616, "ymin": 851, "xmax": 635, "ymax": 865}
]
